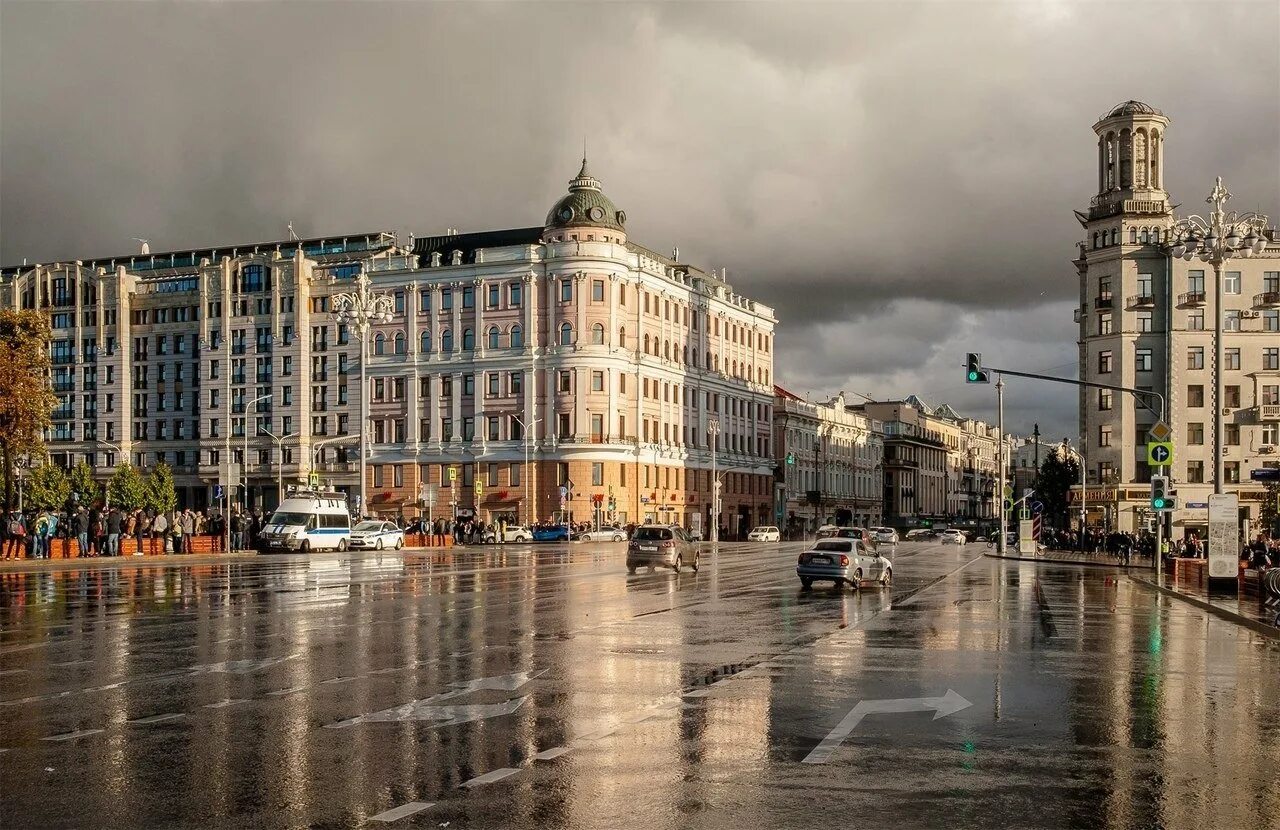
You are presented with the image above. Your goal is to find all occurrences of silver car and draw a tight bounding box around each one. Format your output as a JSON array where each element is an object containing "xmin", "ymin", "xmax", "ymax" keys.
[
  {"xmin": 796, "ymin": 539, "xmax": 892, "ymax": 590},
  {"xmin": 626, "ymin": 525, "xmax": 699, "ymax": 573}
]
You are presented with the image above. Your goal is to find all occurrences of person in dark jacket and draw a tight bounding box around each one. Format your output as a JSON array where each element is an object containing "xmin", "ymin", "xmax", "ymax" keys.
[{"xmin": 106, "ymin": 507, "xmax": 122, "ymax": 556}]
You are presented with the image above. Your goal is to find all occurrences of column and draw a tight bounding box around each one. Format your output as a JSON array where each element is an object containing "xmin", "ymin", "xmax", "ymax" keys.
[
  {"xmin": 574, "ymin": 272, "xmax": 586, "ymax": 348},
  {"xmin": 473, "ymin": 278, "xmax": 484, "ymax": 355}
]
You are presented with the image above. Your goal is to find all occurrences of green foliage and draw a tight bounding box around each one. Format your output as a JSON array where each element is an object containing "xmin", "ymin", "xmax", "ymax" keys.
[
  {"xmin": 144, "ymin": 462, "xmax": 177, "ymax": 514},
  {"xmin": 68, "ymin": 460, "xmax": 102, "ymax": 507},
  {"xmin": 1037, "ymin": 450, "xmax": 1081, "ymax": 529},
  {"xmin": 107, "ymin": 464, "xmax": 147, "ymax": 511},
  {"xmin": 27, "ymin": 463, "xmax": 70, "ymax": 511},
  {"xmin": 1262, "ymin": 481, "xmax": 1279, "ymax": 537}
]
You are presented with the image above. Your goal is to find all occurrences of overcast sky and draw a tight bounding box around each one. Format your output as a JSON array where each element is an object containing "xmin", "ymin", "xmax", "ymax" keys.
[{"xmin": 2, "ymin": 1, "xmax": 1277, "ymax": 441}]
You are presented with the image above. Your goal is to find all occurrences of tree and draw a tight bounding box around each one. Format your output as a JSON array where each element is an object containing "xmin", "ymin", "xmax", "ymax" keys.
[
  {"xmin": 1262, "ymin": 481, "xmax": 1280, "ymax": 538},
  {"xmin": 68, "ymin": 460, "xmax": 102, "ymax": 508},
  {"xmin": 145, "ymin": 462, "xmax": 177, "ymax": 514},
  {"xmin": 0, "ymin": 310, "xmax": 56, "ymax": 510},
  {"xmin": 107, "ymin": 464, "xmax": 147, "ymax": 511},
  {"xmin": 1038, "ymin": 450, "xmax": 1081, "ymax": 530},
  {"xmin": 26, "ymin": 462, "xmax": 70, "ymax": 512}
]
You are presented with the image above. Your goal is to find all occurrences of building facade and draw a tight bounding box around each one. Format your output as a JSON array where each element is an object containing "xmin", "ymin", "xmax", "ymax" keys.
[
  {"xmin": 1074, "ymin": 101, "xmax": 1279, "ymax": 533},
  {"xmin": 2, "ymin": 160, "xmax": 779, "ymax": 533},
  {"xmin": 773, "ymin": 389, "xmax": 883, "ymax": 533}
]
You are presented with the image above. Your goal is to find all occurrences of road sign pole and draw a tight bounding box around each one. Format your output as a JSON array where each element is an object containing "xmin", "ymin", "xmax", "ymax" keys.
[{"xmin": 997, "ymin": 377, "xmax": 1005, "ymax": 556}]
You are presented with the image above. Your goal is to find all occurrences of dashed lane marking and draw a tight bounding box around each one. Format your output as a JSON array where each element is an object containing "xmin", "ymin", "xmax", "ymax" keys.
[
  {"xmin": 204, "ymin": 698, "xmax": 251, "ymax": 709},
  {"xmin": 368, "ymin": 801, "xmax": 436, "ymax": 823},
  {"xmin": 460, "ymin": 768, "xmax": 520, "ymax": 788},
  {"xmin": 41, "ymin": 729, "xmax": 104, "ymax": 742},
  {"xmin": 533, "ymin": 746, "xmax": 569, "ymax": 761},
  {"xmin": 127, "ymin": 713, "xmax": 185, "ymax": 725}
]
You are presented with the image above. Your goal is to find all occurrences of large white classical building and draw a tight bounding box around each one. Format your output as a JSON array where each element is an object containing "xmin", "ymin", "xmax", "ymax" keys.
[
  {"xmin": 2, "ymin": 159, "xmax": 780, "ymax": 533},
  {"xmin": 1074, "ymin": 101, "xmax": 1279, "ymax": 533}
]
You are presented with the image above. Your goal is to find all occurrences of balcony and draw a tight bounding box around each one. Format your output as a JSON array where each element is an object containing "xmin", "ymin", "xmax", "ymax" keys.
[
  {"xmin": 1126, "ymin": 294, "xmax": 1155, "ymax": 308},
  {"xmin": 1178, "ymin": 291, "xmax": 1206, "ymax": 306},
  {"xmin": 1094, "ymin": 294, "xmax": 1113, "ymax": 310},
  {"xmin": 1254, "ymin": 291, "xmax": 1280, "ymax": 308},
  {"xmin": 1260, "ymin": 404, "xmax": 1280, "ymax": 422}
]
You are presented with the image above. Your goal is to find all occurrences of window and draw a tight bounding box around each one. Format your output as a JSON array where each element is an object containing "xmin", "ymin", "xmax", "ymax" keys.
[
  {"xmin": 509, "ymin": 416, "xmax": 524, "ymax": 440},
  {"xmin": 510, "ymin": 282, "xmax": 522, "ymax": 307},
  {"xmin": 462, "ymin": 374, "xmax": 474, "ymax": 396},
  {"xmin": 1225, "ymin": 348, "xmax": 1240, "ymax": 370},
  {"xmin": 1265, "ymin": 385, "xmax": 1280, "ymax": 406},
  {"xmin": 462, "ymin": 417, "xmax": 474, "ymax": 440},
  {"xmin": 557, "ymin": 412, "xmax": 570, "ymax": 436},
  {"xmin": 1135, "ymin": 348, "xmax": 1152, "ymax": 372},
  {"xmin": 1098, "ymin": 389, "xmax": 1113, "ymax": 410},
  {"xmin": 1262, "ymin": 423, "xmax": 1279, "ymax": 445},
  {"xmin": 1225, "ymin": 462, "xmax": 1240, "ymax": 484},
  {"xmin": 592, "ymin": 280, "xmax": 604, "ymax": 302},
  {"xmin": 1225, "ymin": 385, "xmax": 1241, "ymax": 408},
  {"xmin": 1136, "ymin": 311, "xmax": 1152, "ymax": 332},
  {"xmin": 1187, "ymin": 385, "xmax": 1204, "ymax": 407},
  {"xmin": 488, "ymin": 417, "xmax": 500, "ymax": 441},
  {"xmin": 1264, "ymin": 310, "xmax": 1279, "ymax": 332},
  {"xmin": 1188, "ymin": 422, "xmax": 1204, "ymax": 445},
  {"xmin": 1188, "ymin": 309, "xmax": 1204, "ymax": 330},
  {"xmin": 394, "ymin": 332, "xmax": 406, "ymax": 354},
  {"xmin": 441, "ymin": 329, "xmax": 453, "ymax": 352},
  {"xmin": 591, "ymin": 414, "xmax": 603, "ymax": 443},
  {"xmin": 1098, "ymin": 312, "xmax": 1113, "ymax": 335},
  {"xmin": 442, "ymin": 417, "xmax": 453, "ymax": 440},
  {"xmin": 1188, "ymin": 347, "xmax": 1204, "ymax": 370},
  {"xmin": 559, "ymin": 323, "xmax": 573, "ymax": 346},
  {"xmin": 1265, "ymin": 348, "xmax": 1280, "ymax": 371},
  {"xmin": 394, "ymin": 291, "xmax": 405, "ymax": 314},
  {"xmin": 1225, "ymin": 423, "xmax": 1240, "ymax": 446},
  {"xmin": 421, "ymin": 331, "xmax": 432, "ymax": 353},
  {"xmin": 557, "ymin": 371, "xmax": 571, "ymax": 393},
  {"xmin": 488, "ymin": 372, "xmax": 500, "ymax": 397},
  {"xmin": 1266, "ymin": 272, "xmax": 1280, "ymax": 293},
  {"xmin": 591, "ymin": 371, "xmax": 604, "ymax": 392},
  {"xmin": 374, "ymin": 333, "xmax": 386, "ymax": 355},
  {"xmin": 419, "ymin": 290, "xmax": 431, "ymax": 312},
  {"xmin": 1224, "ymin": 310, "xmax": 1240, "ymax": 331},
  {"xmin": 592, "ymin": 323, "xmax": 604, "ymax": 345},
  {"xmin": 560, "ymin": 279, "xmax": 573, "ymax": 302},
  {"xmin": 1098, "ymin": 350, "xmax": 1112, "ymax": 373},
  {"xmin": 442, "ymin": 376, "xmax": 453, "ymax": 397},
  {"xmin": 462, "ymin": 328, "xmax": 474, "ymax": 350},
  {"xmin": 488, "ymin": 284, "xmax": 499, "ymax": 308},
  {"xmin": 592, "ymin": 462, "xmax": 604, "ymax": 486},
  {"xmin": 510, "ymin": 372, "xmax": 522, "ymax": 395},
  {"xmin": 1187, "ymin": 461, "xmax": 1204, "ymax": 483},
  {"xmin": 488, "ymin": 326, "xmax": 500, "ymax": 350},
  {"xmin": 1137, "ymin": 273, "xmax": 1152, "ymax": 297},
  {"xmin": 509, "ymin": 463, "xmax": 522, "ymax": 486},
  {"xmin": 1188, "ymin": 271, "xmax": 1205, "ymax": 294},
  {"xmin": 1098, "ymin": 426, "xmax": 1112, "ymax": 447},
  {"xmin": 441, "ymin": 289, "xmax": 452, "ymax": 311},
  {"xmin": 1224, "ymin": 271, "xmax": 1241, "ymax": 294},
  {"xmin": 510, "ymin": 325, "xmax": 523, "ymax": 349},
  {"xmin": 462, "ymin": 287, "xmax": 474, "ymax": 309}
]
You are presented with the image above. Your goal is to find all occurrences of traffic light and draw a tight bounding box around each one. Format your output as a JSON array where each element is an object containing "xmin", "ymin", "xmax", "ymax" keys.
[
  {"xmin": 966, "ymin": 353, "xmax": 989, "ymax": 383},
  {"xmin": 1150, "ymin": 476, "xmax": 1173, "ymax": 512},
  {"xmin": 786, "ymin": 452, "xmax": 795, "ymax": 465}
]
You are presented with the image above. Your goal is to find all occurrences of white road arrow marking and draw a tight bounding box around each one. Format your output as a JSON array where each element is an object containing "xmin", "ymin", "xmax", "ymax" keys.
[
  {"xmin": 802, "ymin": 689, "xmax": 972, "ymax": 764},
  {"xmin": 327, "ymin": 670, "xmax": 545, "ymax": 729}
]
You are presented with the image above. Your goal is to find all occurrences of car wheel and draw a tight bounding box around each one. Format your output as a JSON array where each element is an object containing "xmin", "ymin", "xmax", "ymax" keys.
[
  {"xmin": 673, "ymin": 553, "xmax": 682, "ymax": 573},
  {"xmin": 627, "ymin": 565, "xmax": 636, "ymax": 575},
  {"xmin": 337, "ymin": 539, "xmax": 347, "ymax": 552},
  {"xmin": 851, "ymin": 569, "xmax": 863, "ymax": 591},
  {"xmin": 375, "ymin": 538, "xmax": 384, "ymax": 550},
  {"xmin": 800, "ymin": 577, "xmax": 813, "ymax": 590},
  {"xmin": 395, "ymin": 537, "xmax": 404, "ymax": 550},
  {"xmin": 881, "ymin": 567, "xmax": 892, "ymax": 587},
  {"xmin": 300, "ymin": 540, "xmax": 311, "ymax": 553},
  {"xmin": 613, "ymin": 534, "xmax": 624, "ymax": 542}
]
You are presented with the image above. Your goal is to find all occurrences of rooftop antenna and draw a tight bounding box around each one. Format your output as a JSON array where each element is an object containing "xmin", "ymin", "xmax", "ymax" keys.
[
  {"xmin": 132, "ymin": 238, "xmax": 150, "ymax": 255},
  {"xmin": 287, "ymin": 222, "xmax": 300, "ymax": 241}
]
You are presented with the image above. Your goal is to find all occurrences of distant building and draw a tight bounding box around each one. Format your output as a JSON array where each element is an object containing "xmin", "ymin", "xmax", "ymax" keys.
[
  {"xmin": 1074, "ymin": 101, "xmax": 1278, "ymax": 533},
  {"xmin": 773, "ymin": 388, "xmax": 883, "ymax": 533}
]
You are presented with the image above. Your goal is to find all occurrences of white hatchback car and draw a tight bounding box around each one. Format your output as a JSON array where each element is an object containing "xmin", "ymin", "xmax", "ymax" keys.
[
  {"xmin": 481, "ymin": 525, "xmax": 533, "ymax": 543},
  {"xmin": 939, "ymin": 529, "xmax": 967, "ymax": 545},
  {"xmin": 747, "ymin": 526, "xmax": 781, "ymax": 542},
  {"xmin": 348, "ymin": 520, "xmax": 405, "ymax": 550},
  {"xmin": 871, "ymin": 526, "xmax": 899, "ymax": 544}
]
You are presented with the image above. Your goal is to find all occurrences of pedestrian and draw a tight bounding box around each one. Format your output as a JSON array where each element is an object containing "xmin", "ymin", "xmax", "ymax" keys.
[
  {"xmin": 4, "ymin": 510, "xmax": 26, "ymax": 560},
  {"xmin": 106, "ymin": 506, "xmax": 122, "ymax": 556},
  {"xmin": 181, "ymin": 509, "xmax": 195, "ymax": 554},
  {"xmin": 74, "ymin": 506, "xmax": 91, "ymax": 558},
  {"xmin": 153, "ymin": 511, "xmax": 169, "ymax": 553}
]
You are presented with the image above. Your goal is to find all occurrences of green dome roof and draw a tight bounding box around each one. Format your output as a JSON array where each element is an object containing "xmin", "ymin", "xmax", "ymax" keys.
[{"xmin": 545, "ymin": 159, "xmax": 627, "ymax": 232}]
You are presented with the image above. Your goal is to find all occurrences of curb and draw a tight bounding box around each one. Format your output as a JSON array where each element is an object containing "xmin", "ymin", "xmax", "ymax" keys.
[
  {"xmin": 1130, "ymin": 575, "xmax": 1280, "ymax": 640},
  {"xmin": 983, "ymin": 551, "xmax": 1154, "ymax": 570}
]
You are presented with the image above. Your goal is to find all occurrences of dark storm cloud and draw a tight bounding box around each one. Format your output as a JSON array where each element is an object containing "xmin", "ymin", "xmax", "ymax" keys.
[{"xmin": 3, "ymin": 1, "xmax": 1278, "ymax": 440}]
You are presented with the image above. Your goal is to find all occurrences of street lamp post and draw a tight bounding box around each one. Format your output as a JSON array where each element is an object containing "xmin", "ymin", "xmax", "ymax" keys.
[
  {"xmin": 96, "ymin": 441, "xmax": 123, "ymax": 508},
  {"xmin": 512, "ymin": 415, "xmax": 541, "ymax": 527},
  {"xmin": 259, "ymin": 428, "xmax": 297, "ymax": 508},
  {"xmin": 1168, "ymin": 178, "xmax": 1269, "ymax": 495},
  {"xmin": 333, "ymin": 273, "xmax": 396, "ymax": 518},
  {"xmin": 708, "ymin": 418, "xmax": 720, "ymax": 544},
  {"xmin": 244, "ymin": 393, "xmax": 273, "ymax": 513}
]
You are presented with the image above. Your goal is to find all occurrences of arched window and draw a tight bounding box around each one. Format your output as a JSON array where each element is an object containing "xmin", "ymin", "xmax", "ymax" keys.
[
  {"xmin": 441, "ymin": 328, "xmax": 453, "ymax": 353},
  {"xmin": 682, "ymin": 346, "xmax": 688, "ymax": 364},
  {"xmin": 619, "ymin": 327, "xmax": 627, "ymax": 348},
  {"xmin": 420, "ymin": 331, "xmax": 431, "ymax": 354},
  {"xmin": 394, "ymin": 332, "xmax": 405, "ymax": 354},
  {"xmin": 559, "ymin": 322, "xmax": 573, "ymax": 346},
  {"xmin": 1129, "ymin": 228, "xmax": 1137, "ymax": 244},
  {"xmin": 1140, "ymin": 228, "xmax": 1150, "ymax": 244},
  {"xmin": 487, "ymin": 325, "xmax": 500, "ymax": 350},
  {"xmin": 644, "ymin": 333, "xmax": 650, "ymax": 353},
  {"xmin": 374, "ymin": 332, "xmax": 386, "ymax": 355},
  {"xmin": 592, "ymin": 323, "xmax": 604, "ymax": 345},
  {"xmin": 664, "ymin": 340, "xmax": 670, "ymax": 360},
  {"xmin": 510, "ymin": 324, "xmax": 523, "ymax": 349},
  {"xmin": 462, "ymin": 327, "xmax": 475, "ymax": 350}
]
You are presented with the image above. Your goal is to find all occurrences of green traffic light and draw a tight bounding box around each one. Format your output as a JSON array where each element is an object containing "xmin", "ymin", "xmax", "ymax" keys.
[
  {"xmin": 967, "ymin": 371, "xmax": 978, "ymax": 381},
  {"xmin": 1152, "ymin": 497, "xmax": 1165, "ymax": 509}
]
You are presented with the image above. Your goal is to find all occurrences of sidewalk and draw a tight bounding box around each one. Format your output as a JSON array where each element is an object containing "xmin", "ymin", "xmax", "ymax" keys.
[
  {"xmin": 984, "ymin": 548, "xmax": 1156, "ymax": 569},
  {"xmin": 1130, "ymin": 574, "xmax": 1280, "ymax": 639}
]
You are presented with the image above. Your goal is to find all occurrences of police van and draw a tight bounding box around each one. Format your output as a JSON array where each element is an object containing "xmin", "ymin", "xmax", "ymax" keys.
[{"xmin": 262, "ymin": 487, "xmax": 352, "ymax": 552}]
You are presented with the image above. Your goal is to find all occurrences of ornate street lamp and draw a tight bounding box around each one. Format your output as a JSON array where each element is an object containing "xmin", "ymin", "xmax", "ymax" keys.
[
  {"xmin": 332, "ymin": 272, "xmax": 395, "ymax": 516},
  {"xmin": 1167, "ymin": 178, "xmax": 1270, "ymax": 495}
]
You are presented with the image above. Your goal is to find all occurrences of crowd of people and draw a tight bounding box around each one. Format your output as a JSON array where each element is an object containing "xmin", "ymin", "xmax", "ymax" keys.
[{"xmin": 1, "ymin": 505, "xmax": 274, "ymax": 559}]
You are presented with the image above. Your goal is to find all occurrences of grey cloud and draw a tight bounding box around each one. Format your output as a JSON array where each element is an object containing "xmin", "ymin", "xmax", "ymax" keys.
[{"xmin": 2, "ymin": 1, "xmax": 1277, "ymax": 439}]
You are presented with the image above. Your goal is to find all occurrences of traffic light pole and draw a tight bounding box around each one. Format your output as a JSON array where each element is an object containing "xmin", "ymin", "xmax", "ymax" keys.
[{"xmin": 997, "ymin": 377, "xmax": 1006, "ymax": 557}]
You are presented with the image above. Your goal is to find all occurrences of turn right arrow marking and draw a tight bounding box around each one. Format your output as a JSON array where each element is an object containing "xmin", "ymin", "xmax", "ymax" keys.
[{"xmin": 802, "ymin": 689, "xmax": 972, "ymax": 764}]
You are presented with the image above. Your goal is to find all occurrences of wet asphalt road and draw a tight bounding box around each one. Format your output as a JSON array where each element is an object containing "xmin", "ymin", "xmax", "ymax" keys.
[{"xmin": 1, "ymin": 541, "xmax": 1278, "ymax": 830}]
